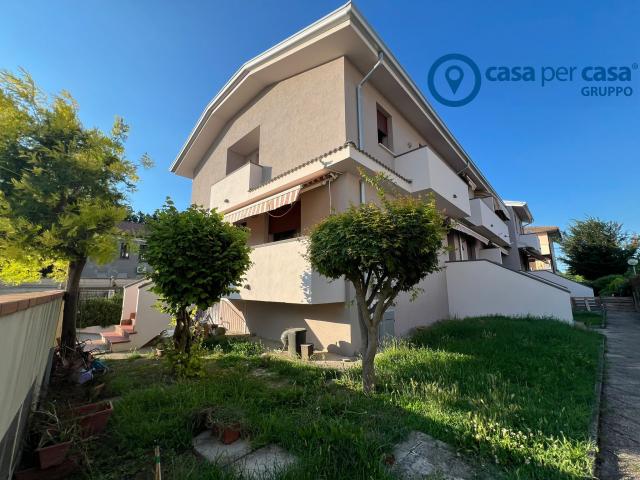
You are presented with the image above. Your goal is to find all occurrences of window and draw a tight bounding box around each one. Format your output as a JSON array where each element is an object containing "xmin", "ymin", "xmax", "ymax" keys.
[
  {"xmin": 377, "ymin": 107, "xmax": 391, "ymax": 149},
  {"xmin": 359, "ymin": 180, "xmax": 366, "ymax": 205},
  {"xmin": 119, "ymin": 242, "xmax": 129, "ymax": 259},
  {"xmin": 268, "ymin": 202, "xmax": 301, "ymax": 242}
]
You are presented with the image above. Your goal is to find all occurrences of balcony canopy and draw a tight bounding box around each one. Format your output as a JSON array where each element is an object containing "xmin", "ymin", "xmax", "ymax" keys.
[{"xmin": 224, "ymin": 185, "xmax": 302, "ymax": 224}]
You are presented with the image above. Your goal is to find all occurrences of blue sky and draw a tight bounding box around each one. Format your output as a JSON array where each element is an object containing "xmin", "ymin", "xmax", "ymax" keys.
[{"xmin": 2, "ymin": 0, "xmax": 639, "ymax": 237}]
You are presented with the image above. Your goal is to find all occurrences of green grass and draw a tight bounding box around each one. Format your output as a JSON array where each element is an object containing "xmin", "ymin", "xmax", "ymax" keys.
[
  {"xmin": 573, "ymin": 311, "xmax": 604, "ymax": 328},
  {"xmin": 70, "ymin": 317, "xmax": 602, "ymax": 480}
]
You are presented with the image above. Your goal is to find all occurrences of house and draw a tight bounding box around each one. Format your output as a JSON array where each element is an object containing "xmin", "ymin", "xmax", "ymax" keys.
[
  {"xmin": 523, "ymin": 226, "xmax": 562, "ymax": 272},
  {"xmin": 502, "ymin": 200, "xmax": 549, "ymax": 272},
  {"xmin": 168, "ymin": 2, "xmax": 574, "ymax": 355},
  {"xmin": 80, "ymin": 221, "xmax": 150, "ymax": 288}
]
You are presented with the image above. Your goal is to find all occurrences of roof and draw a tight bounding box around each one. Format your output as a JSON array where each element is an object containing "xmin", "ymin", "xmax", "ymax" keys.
[
  {"xmin": 524, "ymin": 226, "xmax": 562, "ymax": 238},
  {"xmin": 170, "ymin": 1, "xmax": 508, "ymax": 212},
  {"xmin": 503, "ymin": 200, "xmax": 534, "ymax": 224},
  {"xmin": 118, "ymin": 221, "xmax": 147, "ymax": 236}
]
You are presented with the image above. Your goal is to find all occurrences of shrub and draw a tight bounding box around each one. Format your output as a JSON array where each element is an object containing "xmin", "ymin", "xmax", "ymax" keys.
[
  {"xmin": 77, "ymin": 295, "xmax": 123, "ymax": 328},
  {"xmin": 202, "ymin": 336, "xmax": 264, "ymax": 356},
  {"xmin": 592, "ymin": 274, "xmax": 631, "ymax": 296},
  {"xmin": 165, "ymin": 339, "xmax": 207, "ymax": 378}
]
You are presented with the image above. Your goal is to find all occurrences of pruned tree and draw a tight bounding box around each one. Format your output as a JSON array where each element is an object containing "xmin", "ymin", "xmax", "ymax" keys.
[
  {"xmin": 308, "ymin": 178, "xmax": 447, "ymax": 393},
  {"xmin": 561, "ymin": 217, "xmax": 638, "ymax": 280},
  {"xmin": 143, "ymin": 200, "xmax": 251, "ymax": 354},
  {"xmin": 0, "ymin": 69, "xmax": 151, "ymax": 351}
]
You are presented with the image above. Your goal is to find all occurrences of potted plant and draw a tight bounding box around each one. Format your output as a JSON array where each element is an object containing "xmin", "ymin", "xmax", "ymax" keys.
[
  {"xmin": 196, "ymin": 406, "xmax": 246, "ymax": 445},
  {"xmin": 70, "ymin": 400, "xmax": 114, "ymax": 437},
  {"xmin": 32, "ymin": 407, "xmax": 79, "ymax": 470}
]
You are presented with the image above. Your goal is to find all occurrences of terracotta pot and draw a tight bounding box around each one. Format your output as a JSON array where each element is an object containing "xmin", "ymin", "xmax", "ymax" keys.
[
  {"xmin": 212, "ymin": 423, "xmax": 242, "ymax": 444},
  {"xmin": 36, "ymin": 440, "xmax": 72, "ymax": 469},
  {"xmin": 71, "ymin": 400, "xmax": 113, "ymax": 437}
]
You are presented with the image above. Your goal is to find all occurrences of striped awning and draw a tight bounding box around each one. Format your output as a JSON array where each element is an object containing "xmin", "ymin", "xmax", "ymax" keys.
[{"xmin": 224, "ymin": 185, "xmax": 302, "ymax": 223}]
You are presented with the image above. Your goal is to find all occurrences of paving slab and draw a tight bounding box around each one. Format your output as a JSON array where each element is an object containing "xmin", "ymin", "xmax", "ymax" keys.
[
  {"xmin": 597, "ymin": 311, "xmax": 640, "ymax": 479},
  {"xmin": 192, "ymin": 431, "xmax": 251, "ymax": 465},
  {"xmin": 391, "ymin": 431, "xmax": 475, "ymax": 480},
  {"xmin": 234, "ymin": 444, "xmax": 297, "ymax": 478}
]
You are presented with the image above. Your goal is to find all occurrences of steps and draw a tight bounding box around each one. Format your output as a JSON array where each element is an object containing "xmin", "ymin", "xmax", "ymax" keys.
[
  {"xmin": 602, "ymin": 297, "xmax": 637, "ymax": 312},
  {"xmin": 100, "ymin": 312, "xmax": 137, "ymax": 351}
]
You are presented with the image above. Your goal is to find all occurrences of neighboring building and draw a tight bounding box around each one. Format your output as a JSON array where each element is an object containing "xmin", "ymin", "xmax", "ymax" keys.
[
  {"xmin": 81, "ymin": 221, "xmax": 149, "ymax": 287},
  {"xmin": 502, "ymin": 201, "xmax": 549, "ymax": 272},
  {"xmin": 523, "ymin": 226, "xmax": 562, "ymax": 272},
  {"xmin": 168, "ymin": 3, "xmax": 573, "ymax": 355}
]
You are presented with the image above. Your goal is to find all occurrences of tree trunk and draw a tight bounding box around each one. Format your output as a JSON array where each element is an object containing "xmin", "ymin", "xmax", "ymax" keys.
[
  {"xmin": 173, "ymin": 307, "xmax": 192, "ymax": 354},
  {"xmin": 61, "ymin": 257, "xmax": 87, "ymax": 354},
  {"xmin": 362, "ymin": 325, "xmax": 380, "ymax": 394}
]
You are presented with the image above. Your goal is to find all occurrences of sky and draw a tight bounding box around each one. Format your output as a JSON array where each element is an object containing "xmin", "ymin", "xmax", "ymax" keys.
[{"xmin": 1, "ymin": 0, "xmax": 639, "ymax": 237}]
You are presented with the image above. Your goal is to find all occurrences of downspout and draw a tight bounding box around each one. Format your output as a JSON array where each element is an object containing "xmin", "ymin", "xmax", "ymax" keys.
[{"xmin": 357, "ymin": 51, "xmax": 384, "ymax": 149}]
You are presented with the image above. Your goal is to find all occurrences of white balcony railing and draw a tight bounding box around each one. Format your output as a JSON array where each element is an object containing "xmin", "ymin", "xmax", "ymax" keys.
[
  {"xmin": 394, "ymin": 146, "xmax": 471, "ymax": 218},
  {"xmin": 468, "ymin": 198, "xmax": 510, "ymax": 246},
  {"xmin": 518, "ymin": 233, "xmax": 542, "ymax": 252},
  {"xmin": 230, "ymin": 237, "xmax": 345, "ymax": 304},
  {"xmin": 210, "ymin": 162, "xmax": 264, "ymax": 212}
]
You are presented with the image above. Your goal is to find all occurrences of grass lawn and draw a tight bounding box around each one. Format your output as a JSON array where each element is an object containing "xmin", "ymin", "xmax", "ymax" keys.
[
  {"xmin": 573, "ymin": 311, "xmax": 604, "ymax": 328},
  {"xmin": 69, "ymin": 316, "xmax": 602, "ymax": 480}
]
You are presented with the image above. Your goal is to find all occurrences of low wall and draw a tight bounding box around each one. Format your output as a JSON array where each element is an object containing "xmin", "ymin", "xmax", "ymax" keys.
[
  {"xmin": 0, "ymin": 291, "xmax": 64, "ymax": 478},
  {"xmin": 445, "ymin": 260, "xmax": 573, "ymax": 322},
  {"xmin": 528, "ymin": 270, "xmax": 595, "ymax": 297}
]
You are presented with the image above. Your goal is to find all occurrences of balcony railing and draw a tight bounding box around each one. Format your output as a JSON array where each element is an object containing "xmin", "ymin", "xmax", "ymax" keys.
[
  {"xmin": 230, "ymin": 237, "xmax": 345, "ymax": 304},
  {"xmin": 468, "ymin": 198, "xmax": 510, "ymax": 245},
  {"xmin": 518, "ymin": 233, "xmax": 542, "ymax": 252},
  {"xmin": 394, "ymin": 146, "xmax": 471, "ymax": 218},
  {"xmin": 210, "ymin": 162, "xmax": 264, "ymax": 212}
]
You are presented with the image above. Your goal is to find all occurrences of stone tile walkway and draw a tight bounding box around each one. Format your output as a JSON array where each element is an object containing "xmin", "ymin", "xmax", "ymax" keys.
[{"xmin": 597, "ymin": 311, "xmax": 640, "ymax": 479}]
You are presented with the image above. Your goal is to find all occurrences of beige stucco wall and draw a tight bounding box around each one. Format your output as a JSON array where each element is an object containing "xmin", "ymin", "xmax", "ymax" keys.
[
  {"xmin": 232, "ymin": 299, "xmax": 356, "ymax": 355},
  {"xmin": 192, "ymin": 57, "xmax": 348, "ymax": 207},
  {"xmin": 446, "ymin": 260, "xmax": 573, "ymax": 322},
  {"xmin": 344, "ymin": 59, "xmax": 427, "ymax": 167}
]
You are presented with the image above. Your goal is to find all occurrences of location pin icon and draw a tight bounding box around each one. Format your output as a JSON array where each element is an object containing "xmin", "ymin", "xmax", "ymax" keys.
[{"xmin": 445, "ymin": 65, "xmax": 464, "ymax": 94}]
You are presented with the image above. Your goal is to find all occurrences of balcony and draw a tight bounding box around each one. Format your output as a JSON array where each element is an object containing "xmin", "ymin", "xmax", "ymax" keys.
[
  {"xmin": 518, "ymin": 233, "xmax": 542, "ymax": 252},
  {"xmin": 230, "ymin": 238, "xmax": 345, "ymax": 304},
  {"xmin": 394, "ymin": 146, "xmax": 471, "ymax": 218},
  {"xmin": 468, "ymin": 198, "xmax": 510, "ymax": 246},
  {"xmin": 210, "ymin": 162, "xmax": 264, "ymax": 212}
]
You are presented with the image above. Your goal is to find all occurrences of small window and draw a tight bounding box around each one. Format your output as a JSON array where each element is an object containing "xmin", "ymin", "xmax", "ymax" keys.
[
  {"xmin": 273, "ymin": 230, "xmax": 297, "ymax": 242},
  {"xmin": 377, "ymin": 107, "xmax": 391, "ymax": 148},
  {"xmin": 120, "ymin": 243, "xmax": 129, "ymax": 259},
  {"xmin": 359, "ymin": 180, "xmax": 366, "ymax": 205}
]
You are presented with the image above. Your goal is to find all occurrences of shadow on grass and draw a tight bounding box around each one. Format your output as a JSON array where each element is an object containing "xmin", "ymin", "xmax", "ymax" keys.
[{"xmin": 68, "ymin": 317, "xmax": 601, "ymax": 480}]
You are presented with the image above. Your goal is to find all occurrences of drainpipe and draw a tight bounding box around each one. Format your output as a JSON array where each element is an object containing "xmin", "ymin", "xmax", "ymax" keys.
[{"xmin": 357, "ymin": 51, "xmax": 384, "ymax": 149}]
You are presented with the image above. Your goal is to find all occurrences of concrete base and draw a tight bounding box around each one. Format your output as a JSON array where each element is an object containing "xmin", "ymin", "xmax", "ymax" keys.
[
  {"xmin": 391, "ymin": 431, "xmax": 474, "ymax": 480},
  {"xmin": 192, "ymin": 431, "xmax": 296, "ymax": 478}
]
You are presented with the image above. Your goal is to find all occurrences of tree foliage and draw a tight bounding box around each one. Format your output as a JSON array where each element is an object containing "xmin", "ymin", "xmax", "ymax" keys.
[
  {"xmin": 561, "ymin": 217, "xmax": 637, "ymax": 280},
  {"xmin": 308, "ymin": 176, "xmax": 447, "ymax": 392},
  {"xmin": 144, "ymin": 200, "xmax": 251, "ymax": 356},
  {"xmin": 0, "ymin": 69, "xmax": 149, "ymax": 349}
]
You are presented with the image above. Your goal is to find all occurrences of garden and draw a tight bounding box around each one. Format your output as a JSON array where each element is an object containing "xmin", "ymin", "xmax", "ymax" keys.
[{"xmin": 28, "ymin": 315, "xmax": 603, "ymax": 480}]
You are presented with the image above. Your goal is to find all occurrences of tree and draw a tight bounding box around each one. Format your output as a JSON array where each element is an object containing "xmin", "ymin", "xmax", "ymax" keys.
[
  {"xmin": 308, "ymin": 179, "xmax": 447, "ymax": 393},
  {"xmin": 561, "ymin": 217, "xmax": 638, "ymax": 281},
  {"xmin": 0, "ymin": 69, "xmax": 150, "ymax": 350},
  {"xmin": 144, "ymin": 200, "xmax": 251, "ymax": 355}
]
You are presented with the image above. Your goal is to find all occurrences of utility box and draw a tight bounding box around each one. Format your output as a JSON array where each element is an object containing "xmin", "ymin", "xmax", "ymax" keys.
[
  {"xmin": 300, "ymin": 343, "xmax": 314, "ymax": 361},
  {"xmin": 285, "ymin": 328, "xmax": 307, "ymax": 357}
]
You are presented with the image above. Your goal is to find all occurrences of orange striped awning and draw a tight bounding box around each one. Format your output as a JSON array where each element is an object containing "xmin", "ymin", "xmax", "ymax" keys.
[{"xmin": 224, "ymin": 185, "xmax": 302, "ymax": 223}]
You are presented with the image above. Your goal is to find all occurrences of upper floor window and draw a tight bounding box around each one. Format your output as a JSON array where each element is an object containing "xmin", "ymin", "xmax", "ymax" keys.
[
  {"xmin": 120, "ymin": 242, "xmax": 129, "ymax": 259},
  {"xmin": 377, "ymin": 106, "xmax": 392, "ymax": 149}
]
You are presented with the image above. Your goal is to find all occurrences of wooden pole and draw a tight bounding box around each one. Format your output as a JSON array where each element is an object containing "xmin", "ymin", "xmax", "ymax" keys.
[{"xmin": 154, "ymin": 443, "xmax": 162, "ymax": 480}]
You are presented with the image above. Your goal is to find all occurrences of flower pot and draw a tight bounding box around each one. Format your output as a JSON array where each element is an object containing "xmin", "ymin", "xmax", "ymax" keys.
[
  {"xmin": 36, "ymin": 440, "xmax": 72, "ymax": 469},
  {"xmin": 71, "ymin": 400, "xmax": 113, "ymax": 437},
  {"xmin": 212, "ymin": 423, "xmax": 242, "ymax": 444}
]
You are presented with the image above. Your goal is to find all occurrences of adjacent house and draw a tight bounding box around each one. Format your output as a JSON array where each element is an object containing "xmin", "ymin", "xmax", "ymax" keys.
[
  {"xmin": 80, "ymin": 221, "xmax": 150, "ymax": 287},
  {"xmin": 523, "ymin": 226, "xmax": 562, "ymax": 272},
  {"xmin": 168, "ymin": 2, "xmax": 574, "ymax": 355}
]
